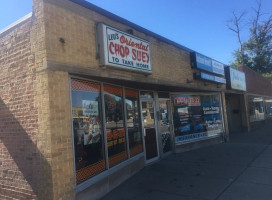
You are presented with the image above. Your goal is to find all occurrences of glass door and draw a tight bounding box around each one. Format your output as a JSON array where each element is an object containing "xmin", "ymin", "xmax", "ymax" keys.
[
  {"xmin": 141, "ymin": 100, "xmax": 159, "ymax": 161},
  {"xmin": 158, "ymin": 100, "xmax": 172, "ymax": 153}
]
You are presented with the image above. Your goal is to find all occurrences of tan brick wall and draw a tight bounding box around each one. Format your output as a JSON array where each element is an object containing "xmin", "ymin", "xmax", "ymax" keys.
[
  {"xmin": 47, "ymin": 70, "xmax": 74, "ymax": 200},
  {"xmin": 32, "ymin": 0, "xmax": 76, "ymax": 199},
  {"xmin": 42, "ymin": 0, "xmax": 225, "ymax": 91},
  {"xmin": 0, "ymin": 18, "xmax": 40, "ymax": 200},
  {"xmin": 238, "ymin": 65, "xmax": 272, "ymax": 97}
]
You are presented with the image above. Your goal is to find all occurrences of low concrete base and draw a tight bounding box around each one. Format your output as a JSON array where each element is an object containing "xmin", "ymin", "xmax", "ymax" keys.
[{"xmin": 76, "ymin": 156, "xmax": 145, "ymax": 200}]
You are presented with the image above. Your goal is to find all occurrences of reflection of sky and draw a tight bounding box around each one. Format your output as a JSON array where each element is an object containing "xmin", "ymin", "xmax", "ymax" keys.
[
  {"xmin": 105, "ymin": 93, "xmax": 121, "ymax": 101},
  {"xmin": 72, "ymin": 91, "xmax": 99, "ymax": 107},
  {"xmin": 126, "ymin": 99, "xmax": 133, "ymax": 107}
]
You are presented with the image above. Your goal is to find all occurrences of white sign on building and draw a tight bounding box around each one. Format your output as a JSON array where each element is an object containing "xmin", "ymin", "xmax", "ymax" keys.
[
  {"xmin": 229, "ymin": 67, "xmax": 246, "ymax": 91},
  {"xmin": 97, "ymin": 23, "xmax": 152, "ymax": 74}
]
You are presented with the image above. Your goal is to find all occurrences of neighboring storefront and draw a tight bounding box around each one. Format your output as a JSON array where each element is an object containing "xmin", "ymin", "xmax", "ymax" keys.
[
  {"xmin": 168, "ymin": 52, "xmax": 227, "ymax": 148},
  {"xmin": 224, "ymin": 66, "xmax": 248, "ymax": 133},
  {"xmin": 238, "ymin": 65, "xmax": 272, "ymax": 127},
  {"xmin": 265, "ymin": 99, "xmax": 272, "ymax": 118}
]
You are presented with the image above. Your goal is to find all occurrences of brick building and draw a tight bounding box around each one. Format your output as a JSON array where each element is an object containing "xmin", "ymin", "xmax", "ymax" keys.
[{"xmin": 0, "ymin": 0, "xmax": 271, "ymax": 199}]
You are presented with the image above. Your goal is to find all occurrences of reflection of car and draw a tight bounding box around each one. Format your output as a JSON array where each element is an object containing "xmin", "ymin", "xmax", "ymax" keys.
[{"xmin": 180, "ymin": 124, "xmax": 190, "ymax": 133}]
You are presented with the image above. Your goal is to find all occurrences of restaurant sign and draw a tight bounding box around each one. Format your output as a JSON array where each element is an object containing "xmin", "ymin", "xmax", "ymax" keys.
[{"xmin": 97, "ymin": 23, "xmax": 152, "ymax": 74}]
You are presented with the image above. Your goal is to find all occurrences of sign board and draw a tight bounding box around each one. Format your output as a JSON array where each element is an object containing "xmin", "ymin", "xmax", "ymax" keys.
[
  {"xmin": 225, "ymin": 66, "xmax": 246, "ymax": 91},
  {"xmin": 191, "ymin": 52, "xmax": 225, "ymax": 76},
  {"xmin": 174, "ymin": 96, "xmax": 201, "ymax": 106},
  {"xmin": 97, "ymin": 23, "xmax": 152, "ymax": 74},
  {"xmin": 82, "ymin": 100, "xmax": 99, "ymax": 116},
  {"xmin": 194, "ymin": 72, "xmax": 226, "ymax": 84}
]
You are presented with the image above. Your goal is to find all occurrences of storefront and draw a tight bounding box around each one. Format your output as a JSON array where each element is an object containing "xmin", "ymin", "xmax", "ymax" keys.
[
  {"xmin": 224, "ymin": 66, "xmax": 248, "ymax": 133},
  {"xmin": 69, "ymin": 38, "xmax": 228, "ymax": 187},
  {"xmin": 0, "ymin": 0, "xmax": 231, "ymax": 199}
]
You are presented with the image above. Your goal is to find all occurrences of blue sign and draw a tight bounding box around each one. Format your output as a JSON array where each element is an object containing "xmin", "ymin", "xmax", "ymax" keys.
[
  {"xmin": 200, "ymin": 72, "xmax": 226, "ymax": 84},
  {"xmin": 175, "ymin": 132, "xmax": 208, "ymax": 143},
  {"xmin": 192, "ymin": 52, "xmax": 225, "ymax": 76},
  {"xmin": 195, "ymin": 53, "xmax": 213, "ymax": 72}
]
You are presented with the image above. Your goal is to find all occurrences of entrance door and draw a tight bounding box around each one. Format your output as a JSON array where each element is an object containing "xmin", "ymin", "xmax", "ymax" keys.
[
  {"xmin": 141, "ymin": 100, "xmax": 159, "ymax": 162},
  {"xmin": 225, "ymin": 94, "xmax": 243, "ymax": 133},
  {"xmin": 158, "ymin": 100, "xmax": 172, "ymax": 153}
]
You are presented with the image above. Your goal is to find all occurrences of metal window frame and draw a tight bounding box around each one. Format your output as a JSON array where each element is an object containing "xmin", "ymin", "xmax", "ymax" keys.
[{"xmin": 69, "ymin": 75, "xmax": 145, "ymax": 193}]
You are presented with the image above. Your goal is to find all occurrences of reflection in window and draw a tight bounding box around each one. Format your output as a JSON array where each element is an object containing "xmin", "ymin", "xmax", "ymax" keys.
[
  {"xmin": 104, "ymin": 85, "xmax": 127, "ymax": 167},
  {"xmin": 71, "ymin": 79, "xmax": 105, "ymax": 184},
  {"xmin": 249, "ymin": 97, "xmax": 265, "ymax": 121},
  {"xmin": 159, "ymin": 101, "xmax": 172, "ymax": 153},
  {"xmin": 142, "ymin": 102, "xmax": 155, "ymax": 127},
  {"xmin": 140, "ymin": 91, "xmax": 153, "ymax": 99},
  {"xmin": 125, "ymin": 89, "xmax": 143, "ymax": 157}
]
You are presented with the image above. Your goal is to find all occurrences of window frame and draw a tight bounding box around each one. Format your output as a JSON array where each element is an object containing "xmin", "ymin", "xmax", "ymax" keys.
[{"xmin": 69, "ymin": 76, "xmax": 144, "ymax": 192}]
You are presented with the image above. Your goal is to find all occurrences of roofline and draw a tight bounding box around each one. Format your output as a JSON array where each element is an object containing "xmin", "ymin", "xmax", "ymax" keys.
[
  {"xmin": 69, "ymin": 0, "xmax": 193, "ymax": 53},
  {"xmin": 0, "ymin": 13, "xmax": 32, "ymax": 36}
]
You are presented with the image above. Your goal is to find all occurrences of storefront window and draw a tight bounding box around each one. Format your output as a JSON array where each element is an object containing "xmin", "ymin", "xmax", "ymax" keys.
[
  {"xmin": 265, "ymin": 99, "xmax": 272, "ymax": 118},
  {"xmin": 71, "ymin": 79, "xmax": 105, "ymax": 184},
  {"xmin": 171, "ymin": 94, "xmax": 223, "ymax": 143},
  {"xmin": 248, "ymin": 97, "xmax": 265, "ymax": 121},
  {"xmin": 104, "ymin": 85, "xmax": 127, "ymax": 167},
  {"xmin": 125, "ymin": 89, "xmax": 143, "ymax": 157}
]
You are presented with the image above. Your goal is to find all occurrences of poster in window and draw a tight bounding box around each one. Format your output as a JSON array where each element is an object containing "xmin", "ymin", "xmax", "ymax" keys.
[
  {"xmin": 82, "ymin": 100, "xmax": 99, "ymax": 116},
  {"xmin": 172, "ymin": 94, "xmax": 223, "ymax": 143}
]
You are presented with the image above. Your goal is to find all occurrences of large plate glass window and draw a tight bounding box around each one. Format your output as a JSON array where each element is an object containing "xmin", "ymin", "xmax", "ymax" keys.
[
  {"xmin": 125, "ymin": 89, "xmax": 143, "ymax": 157},
  {"xmin": 71, "ymin": 79, "xmax": 105, "ymax": 184},
  {"xmin": 265, "ymin": 99, "xmax": 272, "ymax": 118},
  {"xmin": 104, "ymin": 85, "xmax": 127, "ymax": 167},
  {"xmin": 171, "ymin": 94, "xmax": 223, "ymax": 144},
  {"xmin": 249, "ymin": 96, "xmax": 265, "ymax": 121},
  {"xmin": 159, "ymin": 100, "xmax": 172, "ymax": 153}
]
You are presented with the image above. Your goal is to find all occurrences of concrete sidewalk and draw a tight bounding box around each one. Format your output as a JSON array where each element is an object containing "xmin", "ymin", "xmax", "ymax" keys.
[{"xmin": 100, "ymin": 121, "xmax": 272, "ymax": 200}]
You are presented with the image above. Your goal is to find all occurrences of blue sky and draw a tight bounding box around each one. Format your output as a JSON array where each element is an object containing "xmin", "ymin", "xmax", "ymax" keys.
[{"xmin": 1, "ymin": 0, "xmax": 271, "ymax": 65}]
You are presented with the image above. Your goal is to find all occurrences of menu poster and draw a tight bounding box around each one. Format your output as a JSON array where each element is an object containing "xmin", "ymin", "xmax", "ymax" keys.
[
  {"xmin": 202, "ymin": 102, "xmax": 221, "ymax": 129},
  {"xmin": 82, "ymin": 100, "xmax": 99, "ymax": 116}
]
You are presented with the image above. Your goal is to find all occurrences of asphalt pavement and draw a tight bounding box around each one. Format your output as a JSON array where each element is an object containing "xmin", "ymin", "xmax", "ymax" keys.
[{"xmin": 101, "ymin": 121, "xmax": 272, "ymax": 200}]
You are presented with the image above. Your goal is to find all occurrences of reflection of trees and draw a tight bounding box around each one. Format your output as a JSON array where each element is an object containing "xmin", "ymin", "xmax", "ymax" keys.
[
  {"xmin": 104, "ymin": 94, "xmax": 123, "ymax": 122},
  {"xmin": 126, "ymin": 98, "xmax": 140, "ymax": 126}
]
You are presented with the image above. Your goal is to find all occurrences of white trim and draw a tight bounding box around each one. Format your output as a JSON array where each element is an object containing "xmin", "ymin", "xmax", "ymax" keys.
[{"xmin": 0, "ymin": 13, "xmax": 32, "ymax": 35}]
